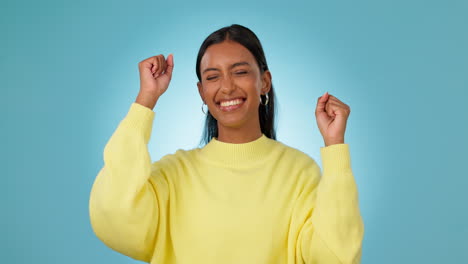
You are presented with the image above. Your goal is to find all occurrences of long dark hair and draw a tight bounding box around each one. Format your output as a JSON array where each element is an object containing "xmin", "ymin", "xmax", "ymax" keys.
[{"xmin": 196, "ymin": 24, "xmax": 277, "ymax": 146}]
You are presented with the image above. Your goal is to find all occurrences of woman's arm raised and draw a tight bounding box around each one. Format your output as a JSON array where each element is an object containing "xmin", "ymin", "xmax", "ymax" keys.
[
  {"xmin": 297, "ymin": 144, "xmax": 365, "ymax": 264},
  {"xmin": 89, "ymin": 54, "xmax": 174, "ymax": 262}
]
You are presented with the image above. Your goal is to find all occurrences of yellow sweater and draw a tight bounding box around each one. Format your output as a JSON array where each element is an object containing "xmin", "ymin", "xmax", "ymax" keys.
[{"xmin": 89, "ymin": 102, "xmax": 364, "ymax": 264}]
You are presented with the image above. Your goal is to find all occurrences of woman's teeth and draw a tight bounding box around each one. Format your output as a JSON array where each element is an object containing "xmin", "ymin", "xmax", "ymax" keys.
[{"xmin": 220, "ymin": 99, "xmax": 244, "ymax": 107}]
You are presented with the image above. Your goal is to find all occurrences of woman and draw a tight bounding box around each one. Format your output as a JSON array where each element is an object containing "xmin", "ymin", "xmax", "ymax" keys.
[{"xmin": 89, "ymin": 24, "xmax": 364, "ymax": 264}]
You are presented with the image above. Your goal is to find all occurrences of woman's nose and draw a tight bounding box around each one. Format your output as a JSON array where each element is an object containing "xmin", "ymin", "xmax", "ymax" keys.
[{"xmin": 220, "ymin": 75, "xmax": 236, "ymax": 94}]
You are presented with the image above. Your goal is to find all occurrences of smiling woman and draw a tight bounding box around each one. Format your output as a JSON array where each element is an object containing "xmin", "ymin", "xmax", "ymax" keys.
[
  {"xmin": 195, "ymin": 27, "xmax": 275, "ymax": 145},
  {"xmin": 89, "ymin": 24, "xmax": 364, "ymax": 264},
  {"xmin": 197, "ymin": 39, "xmax": 273, "ymax": 144}
]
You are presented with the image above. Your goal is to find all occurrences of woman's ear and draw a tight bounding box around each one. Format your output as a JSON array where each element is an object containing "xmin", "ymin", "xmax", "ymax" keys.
[
  {"xmin": 261, "ymin": 70, "xmax": 272, "ymax": 94},
  {"xmin": 197, "ymin": 81, "xmax": 204, "ymax": 102}
]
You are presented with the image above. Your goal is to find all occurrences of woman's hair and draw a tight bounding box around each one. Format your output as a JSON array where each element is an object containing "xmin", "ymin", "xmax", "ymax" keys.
[{"xmin": 196, "ymin": 24, "xmax": 277, "ymax": 147}]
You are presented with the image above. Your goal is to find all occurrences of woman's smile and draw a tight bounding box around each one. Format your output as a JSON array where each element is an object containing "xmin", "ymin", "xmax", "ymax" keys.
[{"xmin": 217, "ymin": 98, "xmax": 246, "ymax": 112}]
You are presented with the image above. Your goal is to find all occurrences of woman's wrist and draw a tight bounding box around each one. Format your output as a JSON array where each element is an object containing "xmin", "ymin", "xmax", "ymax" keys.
[
  {"xmin": 324, "ymin": 138, "xmax": 345, "ymax": 147},
  {"xmin": 135, "ymin": 92, "xmax": 159, "ymax": 110}
]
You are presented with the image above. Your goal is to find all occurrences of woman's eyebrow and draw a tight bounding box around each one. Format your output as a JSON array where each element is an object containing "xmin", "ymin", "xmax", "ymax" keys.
[{"xmin": 202, "ymin": 61, "xmax": 250, "ymax": 74}]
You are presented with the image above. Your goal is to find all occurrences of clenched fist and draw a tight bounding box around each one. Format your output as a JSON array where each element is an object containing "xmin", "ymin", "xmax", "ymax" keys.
[
  {"xmin": 136, "ymin": 54, "xmax": 174, "ymax": 110},
  {"xmin": 315, "ymin": 92, "xmax": 351, "ymax": 147}
]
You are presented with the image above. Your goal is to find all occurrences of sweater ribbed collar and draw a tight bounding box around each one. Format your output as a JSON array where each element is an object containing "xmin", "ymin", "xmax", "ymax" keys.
[{"xmin": 199, "ymin": 133, "xmax": 275, "ymax": 168}]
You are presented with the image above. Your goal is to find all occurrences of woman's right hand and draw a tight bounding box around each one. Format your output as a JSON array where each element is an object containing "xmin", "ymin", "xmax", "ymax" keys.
[{"xmin": 136, "ymin": 54, "xmax": 174, "ymax": 109}]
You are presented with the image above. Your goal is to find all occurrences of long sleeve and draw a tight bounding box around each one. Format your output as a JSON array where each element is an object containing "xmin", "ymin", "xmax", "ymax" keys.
[
  {"xmin": 298, "ymin": 144, "xmax": 364, "ymax": 264},
  {"xmin": 89, "ymin": 102, "xmax": 169, "ymax": 262}
]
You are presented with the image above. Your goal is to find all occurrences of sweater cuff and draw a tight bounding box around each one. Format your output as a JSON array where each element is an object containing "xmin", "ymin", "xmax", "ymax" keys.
[
  {"xmin": 121, "ymin": 103, "xmax": 155, "ymax": 140},
  {"xmin": 320, "ymin": 143, "xmax": 351, "ymax": 173}
]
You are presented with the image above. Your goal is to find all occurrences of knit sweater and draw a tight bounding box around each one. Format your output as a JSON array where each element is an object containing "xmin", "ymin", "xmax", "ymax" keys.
[{"xmin": 89, "ymin": 102, "xmax": 364, "ymax": 264}]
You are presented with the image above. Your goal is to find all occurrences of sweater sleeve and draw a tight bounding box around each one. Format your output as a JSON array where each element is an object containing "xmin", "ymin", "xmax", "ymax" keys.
[
  {"xmin": 89, "ymin": 102, "xmax": 169, "ymax": 262},
  {"xmin": 298, "ymin": 144, "xmax": 364, "ymax": 264}
]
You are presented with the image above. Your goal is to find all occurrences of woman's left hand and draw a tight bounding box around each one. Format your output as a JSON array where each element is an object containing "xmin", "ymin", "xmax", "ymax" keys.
[{"xmin": 315, "ymin": 92, "xmax": 351, "ymax": 147}]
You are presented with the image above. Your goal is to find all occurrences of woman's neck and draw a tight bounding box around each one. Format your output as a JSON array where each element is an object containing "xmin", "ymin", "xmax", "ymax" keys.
[{"xmin": 216, "ymin": 126, "xmax": 263, "ymax": 144}]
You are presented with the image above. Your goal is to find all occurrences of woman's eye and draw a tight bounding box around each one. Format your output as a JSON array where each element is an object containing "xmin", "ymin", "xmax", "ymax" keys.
[{"xmin": 206, "ymin": 71, "xmax": 246, "ymax": 80}]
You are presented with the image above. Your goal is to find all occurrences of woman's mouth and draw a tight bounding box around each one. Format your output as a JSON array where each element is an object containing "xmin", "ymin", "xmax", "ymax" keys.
[{"xmin": 217, "ymin": 98, "xmax": 246, "ymax": 112}]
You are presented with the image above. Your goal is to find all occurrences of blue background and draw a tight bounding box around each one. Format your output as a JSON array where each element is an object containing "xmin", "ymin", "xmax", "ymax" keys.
[{"xmin": 2, "ymin": 0, "xmax": 467, "ymax": 263}]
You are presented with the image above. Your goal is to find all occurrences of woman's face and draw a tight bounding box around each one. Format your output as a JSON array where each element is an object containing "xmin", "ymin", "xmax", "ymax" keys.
[{"xmin": 197, "ymin": 40, "xmax": 271, "ymax": 131}]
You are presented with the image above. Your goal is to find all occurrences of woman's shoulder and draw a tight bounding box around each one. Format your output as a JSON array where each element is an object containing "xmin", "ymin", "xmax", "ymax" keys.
[
  {"xmin": 272, "ymin": 139, "xmax": 319, "ymax": 167},
  {"xmin": 266, "ymin": 139, "xmax": 322, "ymax": 186},
  {"xmin": 152, "ymin": 147, "xmax": 201, "ymax": 167},
  {"xmin": 147, "ymin": 148, "xmax": 201, "ymax": 185}
]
